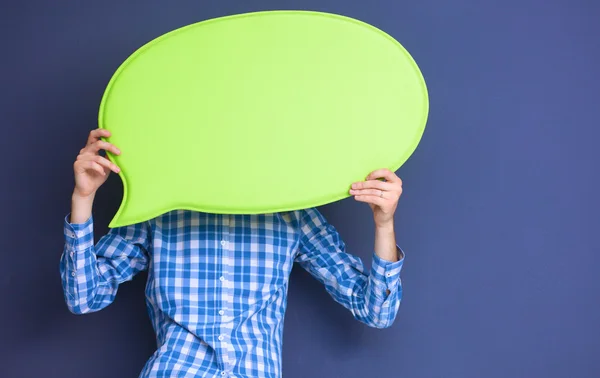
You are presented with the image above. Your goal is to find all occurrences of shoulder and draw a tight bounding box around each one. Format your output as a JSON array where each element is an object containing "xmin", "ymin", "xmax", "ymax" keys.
[
  {"xmin": 288, "ymin": 208, "xmax": 339, "ymax": 241},
  {"xmin": 291, "ymin": 207, "xmax": 328, "ymax": 226}
]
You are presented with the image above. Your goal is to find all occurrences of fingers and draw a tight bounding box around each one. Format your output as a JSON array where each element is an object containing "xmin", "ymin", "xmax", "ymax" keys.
[
  {"xmin": 349, "ymin": 188, "xmax": 384, "ymax": 197},
  {"xmin": 89, "ymin": 140, "xmax": 121, "ymax": 155},
  {"xmin": 91, "ymin": 155, "xmax": 120, "ymax": 173},
  {"xmin": 77, "ymin": 154, "xmax": 120, "ymax": 173},
  {"xmin": 351, "ymin": 180, "xmax": 394, "ymax": 191},
  {"xmin": 83, "ymin": 128, "xmax": 120, "ymax": 156},
  {"xmin": 352, "ymin": 169, "xmax": 403, "ymax": 211},
  {"xmin": 86, "ymin": 128, "xmax": 111, "ymax": 146},
  {"xmin": 350, "ymin": 186, "xmax": 402, "ymax": 199},
  {"xmin": 366, "ymin": 168, "xmax": 402, "ymax": 185},
  {"xmin": 75, "ymin": 160, "xmax": 106, "ymax": 176},
  {"xmin": 76, "ymin": 130, "xmax": 121, "ymax": 175},
  {"xmin": 354, "ymin": 195, "xmax": 385, "ymax": 207},
  {"xmin": 81, "ymin": 140, "xmax": 121, "ymax": 156},
  {"xmin": 94, "ymin": 155, "xmax": 120, "ymax": 173}
]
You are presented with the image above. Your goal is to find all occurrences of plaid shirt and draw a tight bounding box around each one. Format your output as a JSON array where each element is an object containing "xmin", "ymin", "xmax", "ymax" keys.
[{"xmin": 60, "ymin": 208, "xmax": 404, "ymax": 378}]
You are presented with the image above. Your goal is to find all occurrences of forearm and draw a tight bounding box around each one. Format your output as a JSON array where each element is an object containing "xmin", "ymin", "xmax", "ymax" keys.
[
  {"xmin": 71, "ymin": 190, "xmax": 95, "ymax": 224},
  {"xmin": 297, "ymin": 208, "xmax": 404, "ymax": 328},
  {"xmin": 60, "ymin": 245, "xmax": 116, "ymax": 314},
  {"xmin": 61, "ymin": 212, "xmax": 117, "ymax": 314},
  {"xmin": 61, "ymin": 210, "xmax": 139, "ymax": 314},
  {"xmin": 374, "ymin": 221, "xmax": 403, "ymax": 298},
  {"xmin": 374, "ymin": 221, "xmax": 399, "ymax": 262}
]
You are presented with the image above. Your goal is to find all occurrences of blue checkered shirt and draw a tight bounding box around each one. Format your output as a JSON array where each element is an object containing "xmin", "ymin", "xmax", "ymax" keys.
[{"xmin": 60, "ymin": 208, "xmax": 404, "ymax": 377}]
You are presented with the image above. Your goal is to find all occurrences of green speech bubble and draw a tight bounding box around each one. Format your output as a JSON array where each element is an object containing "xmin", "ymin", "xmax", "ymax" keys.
[{"xmin": 100, "ymin": 10, "xmax": 429, "ymax": 228}]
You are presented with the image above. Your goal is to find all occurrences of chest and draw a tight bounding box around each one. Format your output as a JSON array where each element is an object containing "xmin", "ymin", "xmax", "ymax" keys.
[{"xmin": 146, "ymin": 210, "xmax": 301, "ymax": 291}]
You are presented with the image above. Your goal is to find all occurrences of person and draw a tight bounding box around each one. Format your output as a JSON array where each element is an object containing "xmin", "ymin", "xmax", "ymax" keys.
[{"xmin": 60, "ymin": 128, "xmax": 406, "ymax": 378}]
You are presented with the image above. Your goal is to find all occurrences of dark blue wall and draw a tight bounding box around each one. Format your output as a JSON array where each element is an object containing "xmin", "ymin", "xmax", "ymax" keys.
[{"xmin": 1, "ymin": 1, "xmax": 599, "ymax": 377}]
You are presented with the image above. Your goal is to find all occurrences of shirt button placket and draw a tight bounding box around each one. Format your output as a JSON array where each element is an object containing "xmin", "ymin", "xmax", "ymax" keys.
[{"xmin": 219, "ymin": 215, "xmax": 233, "ymax": 371}]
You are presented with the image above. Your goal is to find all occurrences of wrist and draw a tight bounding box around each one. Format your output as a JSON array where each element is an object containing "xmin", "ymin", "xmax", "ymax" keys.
[
  {"xmin": 71, "ymin": 190, "xmax": 95, "ymax": 224},
  {"xmin": 375, "ymin": 220, "xmax": 395, "ymax": 232},
  {"xmin": 72, "ymin": 189, "xmax": 95, "ymax": 203}
]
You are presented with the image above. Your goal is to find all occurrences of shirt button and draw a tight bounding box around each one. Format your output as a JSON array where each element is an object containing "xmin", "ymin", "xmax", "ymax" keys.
[
  {"xmin": 221, "ymin": 372, "xmax": 226, "ymax": 376},
  {"xmin": 386, "ymin": 273, "xmax": 392, "ymax": 277},
  {"xmin": 219, "ymin": 276, "xmax": 225, "ymax": 282},
  {"xmin": 220, "ymin": 240, "xmax": 228, "ymax": 247},
  {"xmin": 219, "ymin": 310, "xmax": 225, "ymax": 315},
  {"xmin": 71, "ymin": 271, "xmax": 76, "ymax": 277},
  {"xmin": 218, "ymin": 335, "xmax": 224, "ymax": 341}
]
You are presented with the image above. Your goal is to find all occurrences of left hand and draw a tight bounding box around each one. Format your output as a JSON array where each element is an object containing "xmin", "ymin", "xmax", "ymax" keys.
[{"xmin": 349, "ymin": 168, "xmax": 403, "ymax": 227}]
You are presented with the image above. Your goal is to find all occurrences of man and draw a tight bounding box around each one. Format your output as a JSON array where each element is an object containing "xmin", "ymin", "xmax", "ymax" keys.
[{"xmin": 60, "ymin": 128, "xmax": 406, "ymax": 378}]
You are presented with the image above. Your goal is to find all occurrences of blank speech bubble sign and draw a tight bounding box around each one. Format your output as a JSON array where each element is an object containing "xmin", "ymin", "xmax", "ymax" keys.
[{"xmin": 99, "ymin": 10, "xmax": 429, "ymax": 228}]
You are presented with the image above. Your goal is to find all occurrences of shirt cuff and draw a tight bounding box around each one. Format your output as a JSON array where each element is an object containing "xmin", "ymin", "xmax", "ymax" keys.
[
  {"xmin": 64, "ymin": 213, "xmax": 95, "ymax": 252},
  {"xmin": 370, "ymin": 246, "xmax": 404, "ymax": 294}
]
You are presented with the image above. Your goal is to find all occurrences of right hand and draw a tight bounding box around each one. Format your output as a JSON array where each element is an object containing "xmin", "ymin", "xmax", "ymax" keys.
[{"xmin": 73, "ymin": 128, "xmax": 121, "ymax": 199}]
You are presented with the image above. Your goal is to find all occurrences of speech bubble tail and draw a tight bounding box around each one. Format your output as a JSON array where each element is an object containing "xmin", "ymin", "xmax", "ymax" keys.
[
  {"xmin": 108, "ymin": 196, "xmax": 128, "ymax": 229},
  {"xmin": 107, "ymin": 167, "xmax": 130, "ymax": 228}
]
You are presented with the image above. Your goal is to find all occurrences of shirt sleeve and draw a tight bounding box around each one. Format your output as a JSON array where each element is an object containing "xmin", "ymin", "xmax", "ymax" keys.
[
  {"xmin": 59, "ymin": 213, "xmax": 151, "ymax": 314},
  {"xmin": 294, "ymin": 208, "xmax": 405, "ymax": 329}
]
